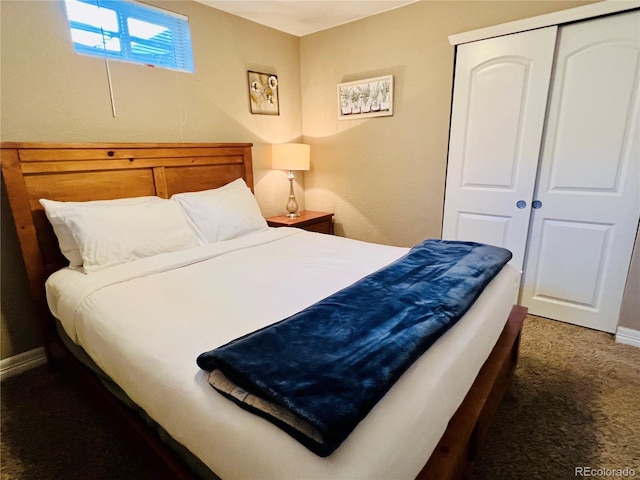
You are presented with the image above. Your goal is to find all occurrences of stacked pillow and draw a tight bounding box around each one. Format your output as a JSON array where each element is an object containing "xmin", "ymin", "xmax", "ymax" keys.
[
  {"xmin": 40, "ymin": 178, "xmax": 268, "ymax": 273},
  {"xmin": 172, "ymin": 178, "xmax": 268, "ymax": 243}
]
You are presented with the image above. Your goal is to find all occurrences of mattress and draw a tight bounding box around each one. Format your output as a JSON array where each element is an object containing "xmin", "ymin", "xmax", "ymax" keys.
[{"xmin": 46, "ymin": 227, "xmax": 521, "ymax": 479}]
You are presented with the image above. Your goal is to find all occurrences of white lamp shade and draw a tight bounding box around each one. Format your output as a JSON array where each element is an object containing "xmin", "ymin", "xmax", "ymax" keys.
[{"xmin": 272, "ymin": 143, "xmax": 310, "ymax": 171}]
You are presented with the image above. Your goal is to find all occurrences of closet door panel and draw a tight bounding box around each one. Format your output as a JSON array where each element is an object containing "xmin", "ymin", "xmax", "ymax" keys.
[
  {"xmin": 442, "ymin": 27, "xmax": 557, "ymax": 270},
  {"xmin": 531, "ymin": 219, "xmax": 612, "ymax": 306},
  {"xmin": 549, "ymin": 27, "xmax": 639, "ymax": 191},
  {"xmin": 521, "ymin": 11, "xmax": 640, "ymax": 332}
]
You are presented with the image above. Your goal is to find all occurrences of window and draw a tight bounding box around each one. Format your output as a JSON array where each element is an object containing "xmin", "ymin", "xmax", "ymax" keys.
[{"xmin": 64, "ymin": 0, "xmax": 194, "ymax": 73}]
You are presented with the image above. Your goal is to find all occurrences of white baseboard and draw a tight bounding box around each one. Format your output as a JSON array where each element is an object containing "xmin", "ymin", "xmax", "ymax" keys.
[
  {"xmin": 0, "ymin": 347, "xmax": 47, "ymax": 381},
  {"xmin": 616, "ymin": 326, "xmax": 640, "ymax": 349}
]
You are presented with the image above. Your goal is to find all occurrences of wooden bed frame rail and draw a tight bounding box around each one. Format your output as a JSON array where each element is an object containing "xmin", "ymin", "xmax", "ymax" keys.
[
  {"xmin": 1, "ymin": 142, "xmax": 526, "ymax": 480},
  {"xmin": 420, "ymin": 304, "xmax": 526, "ymax": 479}
]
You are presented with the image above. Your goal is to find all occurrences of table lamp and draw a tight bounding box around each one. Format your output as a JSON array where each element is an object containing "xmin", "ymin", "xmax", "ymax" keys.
[{"xmin": 272, "ymin": 143, "xmax": 310, "ymax": 218}]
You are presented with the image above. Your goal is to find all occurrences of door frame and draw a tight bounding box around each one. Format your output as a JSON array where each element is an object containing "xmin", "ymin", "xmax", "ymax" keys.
[{"xmin": 448, "ymin": 0, "xmax": 640, "ymax": 46}]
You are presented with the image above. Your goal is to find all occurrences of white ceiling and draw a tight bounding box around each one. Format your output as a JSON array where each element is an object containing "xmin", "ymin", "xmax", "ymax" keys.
[{"xmin": 195, "ymin": 0, "xmax": 419, "ymax": 37}]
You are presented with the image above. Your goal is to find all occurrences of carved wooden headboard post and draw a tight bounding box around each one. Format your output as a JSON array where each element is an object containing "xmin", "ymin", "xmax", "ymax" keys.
[{"xmin": 1, "ymin": 142, "xmax": 254, "ymax": 362}]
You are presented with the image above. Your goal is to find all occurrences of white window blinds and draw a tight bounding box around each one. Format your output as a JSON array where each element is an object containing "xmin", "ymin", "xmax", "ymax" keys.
[{"xmin": 64, "ymin": 0, "xmax": 194, "ymax": 73}]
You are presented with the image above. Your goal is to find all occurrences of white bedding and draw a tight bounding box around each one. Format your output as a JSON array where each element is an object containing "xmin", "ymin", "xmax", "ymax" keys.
[{"xmin": 46, "ymin": 228, "xmax": 521, "ymax": 479}]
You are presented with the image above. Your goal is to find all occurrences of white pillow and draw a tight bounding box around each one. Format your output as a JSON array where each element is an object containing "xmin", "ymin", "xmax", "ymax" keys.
[
  {"xmin": 172, "ymin": 178, "xmax": 268, "ymax": 243},
  {"xmin": 40, "ymin": 197, "xmax": 204, "ymax": 272},
  {"xmin": 40, "ymin": 196, "xmax": 159, "ymax": 267}
]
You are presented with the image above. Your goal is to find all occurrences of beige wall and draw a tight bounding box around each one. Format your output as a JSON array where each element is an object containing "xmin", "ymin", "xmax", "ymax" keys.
[
  {"xmin": 1, "ymin": 189, "xmax": 39, "ymax": 357},
  {"xmin": 0, "ymin": 0, "xmax": 303, "ymax": 359},
  {"xmin": 0, "ymin": 0, "xmax": 304, "ymax": 211},
  {"xmin": 300, "ymin": 0, "xmax": 598, "ymax": 245},
  {"xmin": 2, "ymin": 0, "xmax": 637, "ymax": 359},
  {"xmin": 620, "ymin": 226, "xmax": 640, "ymax": 330},
  {"xmin": 300, "ymin": 0, "xmax": 639, "ymax": 329}
]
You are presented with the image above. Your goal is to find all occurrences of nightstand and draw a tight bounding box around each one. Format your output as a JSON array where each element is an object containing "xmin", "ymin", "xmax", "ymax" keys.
[{"xmin": 266, "ymin": 211, "xmax": 334, "ymax": 235}]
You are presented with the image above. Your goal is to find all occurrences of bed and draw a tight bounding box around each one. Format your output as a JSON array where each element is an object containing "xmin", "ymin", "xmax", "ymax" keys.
[{"xmin": 1, "ymin": 142, "xmax": 526, "ymax": 479}]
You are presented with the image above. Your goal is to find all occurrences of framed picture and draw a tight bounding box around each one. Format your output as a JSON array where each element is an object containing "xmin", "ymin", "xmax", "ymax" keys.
[
  {"xmin": 338, "ymin": 75, "xmax": 393, "ymax": 120},
  {"xmin": 248, "ymin": 71, "xmax": 279, "ymax": 115}
]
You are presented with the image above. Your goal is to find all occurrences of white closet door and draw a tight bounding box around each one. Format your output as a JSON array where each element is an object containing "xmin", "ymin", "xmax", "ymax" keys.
[
  {"xmin": 442, "ymin": 27, "xmax": 557, "ymax": 270},
  {"xmin": 521, "ymin": 11, "xmax": 640, "ymax": 333}
]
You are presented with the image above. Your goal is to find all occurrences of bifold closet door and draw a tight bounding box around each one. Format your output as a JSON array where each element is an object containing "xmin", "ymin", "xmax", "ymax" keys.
[
  {"xmin": 441, "ymin": 27, "xmax": 557, "ymax": 270},
  {"xmin": 520, "ymin": 11, "xmax": 640, "ymax": 333}
]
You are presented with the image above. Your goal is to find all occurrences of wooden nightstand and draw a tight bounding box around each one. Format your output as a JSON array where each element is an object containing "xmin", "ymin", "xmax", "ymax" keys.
[{"xmin": 266, "ymin": 211, "xmax": 334, "ymax": 234}]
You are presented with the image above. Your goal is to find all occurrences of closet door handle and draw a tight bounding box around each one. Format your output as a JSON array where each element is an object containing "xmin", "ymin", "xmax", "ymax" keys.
[
  {"xmin": 532, "ymin": 200, "xmax": 542, "ymax": 209},
  {"xmin": 516, "ymin": 200, "xmax": 527, "ymax": 209}
]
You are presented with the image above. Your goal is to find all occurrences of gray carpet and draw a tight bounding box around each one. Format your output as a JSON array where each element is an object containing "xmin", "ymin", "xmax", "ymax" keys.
[
  {"xmin": 471, "ymin": 316, "xmax": 640, "ymax": 480},
  {"xmin": 1, "ymin": 315, "xmax": 639, "ymax": 479},
  {"xmin": 0, "ymin": 364, "xmax": 157, "ymax": 480}
]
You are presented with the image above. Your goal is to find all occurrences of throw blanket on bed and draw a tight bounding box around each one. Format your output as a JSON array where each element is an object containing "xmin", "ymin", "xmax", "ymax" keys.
[{"xmin": 197, "ymin": 239, "xmax": 512, "ymax": 456}]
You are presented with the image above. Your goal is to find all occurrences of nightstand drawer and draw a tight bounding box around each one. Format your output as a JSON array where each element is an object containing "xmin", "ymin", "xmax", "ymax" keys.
[
  {"xmin": 266, "ymin": 211, "xmax": 334, "ymax": 235},
  {"xmin": 301, "ymin": 219, "xmax": 333, "ymax": 234}
]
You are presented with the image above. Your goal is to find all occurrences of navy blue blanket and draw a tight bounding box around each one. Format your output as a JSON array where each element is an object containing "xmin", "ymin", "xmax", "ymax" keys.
[{"xmin": 197, "ymin": 239, "xmax": 512, "ymax": 456}]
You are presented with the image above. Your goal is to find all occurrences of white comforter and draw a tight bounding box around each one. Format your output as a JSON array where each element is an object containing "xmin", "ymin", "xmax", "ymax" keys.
[{"xmin": 46, "ymin": 228, "xmax": 520, "ymax": 479}]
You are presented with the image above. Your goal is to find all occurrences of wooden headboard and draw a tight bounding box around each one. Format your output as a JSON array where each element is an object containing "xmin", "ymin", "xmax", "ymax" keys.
[{"xmin": 1, "ymin": 142, "xmax": 253, "ymax": 352}]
